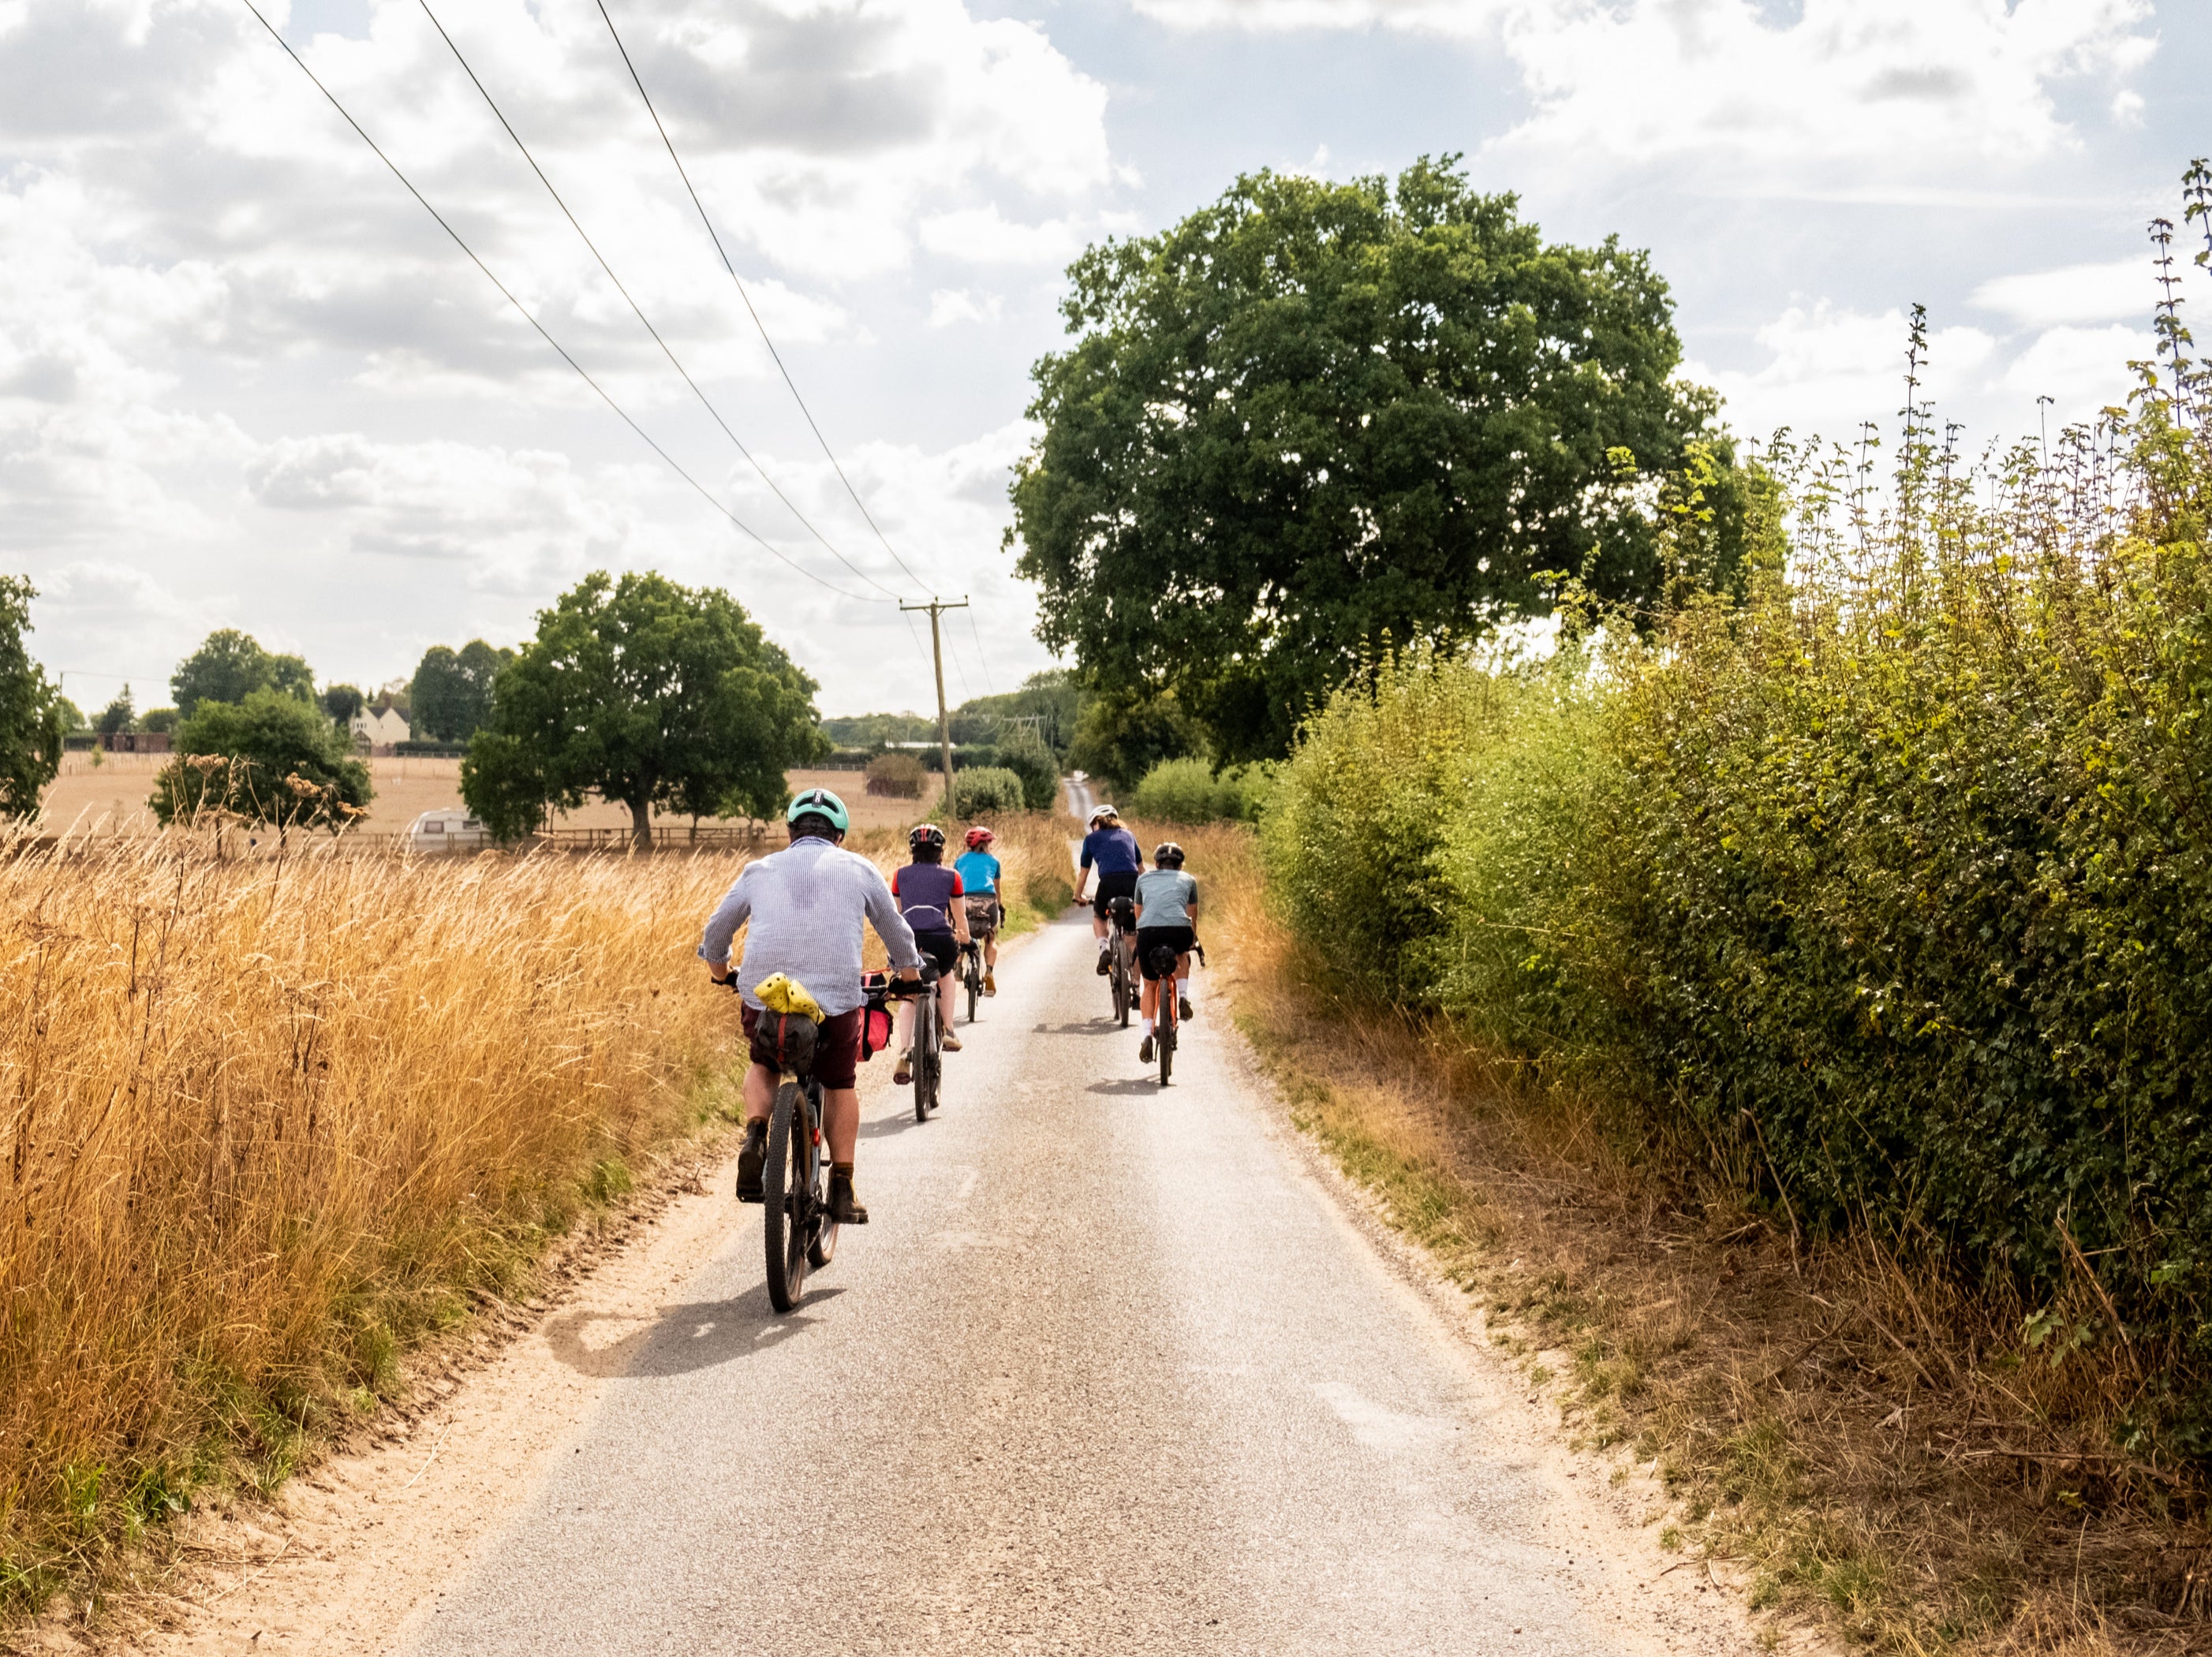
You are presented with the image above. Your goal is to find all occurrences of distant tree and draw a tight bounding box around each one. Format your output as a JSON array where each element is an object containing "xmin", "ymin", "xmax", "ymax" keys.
[
  {"xmin": 320, "ymin": 684, "xmax": 366, "ymax": 724},
  {"xmin": 0, "ymin": 576, "xmax": 64, "ymax": 819},
  {"xmin": 171, "ymin": 629, "xmax": 318, "ymax": 717},
  {"xmin": 461, "ymin": 572, "xmax": 828, "ymax": 846},
  {"xmin": 1011, "ymin": 156, "xmax": 1744, "ymax": 759},
  {"xmin": 370, "ymin": 680, "xmax": 411, "ymax": 718},
  {"xmin": 1064, "ymin": 686, "xmax": 1205, "ymax": 793},
  {"xmin": 151, "ymin": 690, "xmax": 372, "ymax": 830},
  {"xmin": 410, "ymin": 640, "xmax": 513, "ymax": 743},
  {"xmin": 54, "ymin": 696, "xmax": 86, "ymax": 734},
  {"xmin": 140, "ymin": 707, "xmax": 180, "ymax": 734},
  {"xmin": 995, "ymin": 724, "xmax": 1062, "ymax": 811},
  {"xmin": 95, "ymin": 686, "xmax": 136, "ymax": 737}
]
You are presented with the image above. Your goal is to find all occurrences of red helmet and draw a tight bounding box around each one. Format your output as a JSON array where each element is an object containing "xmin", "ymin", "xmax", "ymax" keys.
[{"xmin": 965, "ymin": 826, "xmax": 996, "ymax": 849}]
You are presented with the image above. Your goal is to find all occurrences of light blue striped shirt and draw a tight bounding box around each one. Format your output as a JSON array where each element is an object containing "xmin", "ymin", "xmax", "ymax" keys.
[{"xmin": 697, "ymin": 837, "xmax": 921, "ymax": 1017}]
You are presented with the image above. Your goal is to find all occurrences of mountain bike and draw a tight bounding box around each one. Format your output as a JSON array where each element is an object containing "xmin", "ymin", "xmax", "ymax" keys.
[
  {"xmin": 910, "ymin": 970, "xmax": 945, "ymax": 1123},
  {"xmin": 958, "ymin": 938, "xmax": 985, "ymax": 1025},
  {"xmin": 1106, "ymin": 896, "xmax": 1137, "ymax": 1028},
  {"xmin": 754, "ymin": 972, "xmax": 932, "ymax": 1313}
]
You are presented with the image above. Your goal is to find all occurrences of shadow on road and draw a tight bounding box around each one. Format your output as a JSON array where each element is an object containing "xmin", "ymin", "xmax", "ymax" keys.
[
  {"xmin": 1033, "ymin": 1021, "xmax": 1127, "ymax": 1037},
  {"xmin": 544, "ymin": 1284, "xmax": 850, "ymax": 1379},
  {"xmin": 1085, "ymin": 1078, "xmax": 1163, "ymax": 1097}
]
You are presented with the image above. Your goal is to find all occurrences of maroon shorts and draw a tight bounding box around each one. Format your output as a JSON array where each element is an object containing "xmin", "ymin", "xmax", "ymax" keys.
[{"xmin": 742, "ymin": 1004, "xmax": 863, "ymax": 1090}]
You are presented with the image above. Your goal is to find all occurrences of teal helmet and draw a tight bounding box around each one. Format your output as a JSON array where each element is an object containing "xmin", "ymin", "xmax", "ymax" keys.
[{"xmin": 786, "ymin": 786, "xmax": 850, "ymax": 834}]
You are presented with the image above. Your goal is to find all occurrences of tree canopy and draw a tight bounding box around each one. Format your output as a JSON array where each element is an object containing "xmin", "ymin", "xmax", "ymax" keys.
[
  {"xmin": 171, "ymin": 629, "xmax": 316, "ymax": 718},
  {"xmin": 150, "ymin": 689, "xmax": 372, "ymax": 830},
  {"xmin": 0, "ymin": 577, "xmax": 63, "ymax": 819},
  {"xmin": 461, "ymin": 571, "xmax": 828, "ymax": 845},
  {"xmin": 1010, "ymin": 156, "xmax": 1745, "ymax": 759},
  {"xmin": 410, "ymin": 640, "xmax": 514, "ymax": 744},
  {"xmin": 95, "ymin": 687, "xmax": 136, "ymax": 736}
]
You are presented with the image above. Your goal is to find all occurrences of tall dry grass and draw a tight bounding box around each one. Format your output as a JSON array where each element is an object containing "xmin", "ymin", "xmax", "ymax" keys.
[{"xmin": 0, "ymin": 837, "xmax": 750, "ymax": 1604}]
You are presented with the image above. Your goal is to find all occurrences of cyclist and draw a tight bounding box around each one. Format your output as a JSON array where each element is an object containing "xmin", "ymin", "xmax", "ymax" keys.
[
  {"xmin": 955, "ymin": 825, "xmax": 1004, "ymax": 996},
  {"xmin": 700, "ymin": 786, "xmax": 922, "ymax": 1226},
  {"xmin": 891, "ymin": 823, "xmax": 971, "ymax": 1083},
  {"xmin": 1074, "ymin": 803, "xmax": 1144, "ymax": 975},
  {"xmin": 1134, "ymin": 840, "xmax": 1198, "ymax": 1065}
]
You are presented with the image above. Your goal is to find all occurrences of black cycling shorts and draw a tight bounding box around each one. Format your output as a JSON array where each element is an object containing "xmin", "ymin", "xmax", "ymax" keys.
[
  {"xmin": 1136, "ymin": 926, "xmax": 1195, "ymax": 980},
  {"xmin": 1089, "ymin": 868, "xmax": 1139, "ymax": 920},
  {"xmin": 912, "ymin": 928, "xmax": 959, "ymax": 976}
]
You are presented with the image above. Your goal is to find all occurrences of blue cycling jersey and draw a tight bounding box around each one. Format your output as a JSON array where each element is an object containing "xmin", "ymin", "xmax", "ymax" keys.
[
  {"xmin": 1080, "ymin": 826, "xmax": 1142, "ymax": 875},
  {"xmin": 955, "ymin": 849, "xmax": 1000, "ymax": 894}
]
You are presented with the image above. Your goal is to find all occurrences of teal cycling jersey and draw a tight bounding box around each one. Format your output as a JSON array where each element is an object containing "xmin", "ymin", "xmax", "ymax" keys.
[{"xmin": 955, "ymin": 849, "xmax": 1001, "ymax": 895}]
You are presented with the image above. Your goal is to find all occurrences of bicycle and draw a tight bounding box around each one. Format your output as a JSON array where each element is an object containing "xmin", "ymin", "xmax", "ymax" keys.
[
  {"xmin": 1143, "ymin": 939, "xmax": 1203, "ymax": 1086},
  {"xmin": 1105, "ymin": 895, "xmax": 1138, "ymax": 1028},
  {"xmin": 909, "ymin": 966, "xmax": 946, "ymax": 1124},
  {"xmin": 748, "ymin": 972, "xmax": 932, "ymax": 1313},
  {"xmin": 958, "ymin": 937, "xmax": 985, "ymax": 1025}
]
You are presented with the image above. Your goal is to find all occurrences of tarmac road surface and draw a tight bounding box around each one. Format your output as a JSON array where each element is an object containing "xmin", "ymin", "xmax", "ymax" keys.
[{"xmin": 405, "ymin": 912, "xmax": 1755, "ymax": 1657}]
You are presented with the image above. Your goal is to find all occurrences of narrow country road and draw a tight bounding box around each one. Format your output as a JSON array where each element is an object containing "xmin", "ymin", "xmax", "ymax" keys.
[{"xmin": 403, "ymin": 913, "xmax": 1756, "ymax": 1657}]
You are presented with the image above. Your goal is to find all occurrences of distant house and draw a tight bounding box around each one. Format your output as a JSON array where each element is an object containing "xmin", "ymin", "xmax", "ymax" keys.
[
  {"xmin": 99, "ymin": 732, "xmax": 171, "ymax": 754},
  {"xmin": 350, "ymin": 707, "xmax": 411, "ymax": 754}
]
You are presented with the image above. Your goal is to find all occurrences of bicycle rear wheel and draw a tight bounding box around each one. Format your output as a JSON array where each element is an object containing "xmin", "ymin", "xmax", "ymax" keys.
[
  {"xmin": 966, "ymin": 963, "xmax": 980, "ymax": 1025},
  {"xmin": 764, "ymin": 1080, "xmax": 811, "ymax": 1312},
  {"xmin": 914, "ymin": 1001, "xmax": 934, "ymax": 1121},
  {"xmin": 1159, "ymin": 1012, "xmax": 1175, "ymax": 1086}
]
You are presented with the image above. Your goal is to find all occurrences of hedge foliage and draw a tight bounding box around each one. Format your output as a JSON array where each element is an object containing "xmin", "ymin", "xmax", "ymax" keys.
[
  {"xmin": 1130, "ymin": 757, "xmax": 1274, "ymax": 823},
  {"xmin": 949, "ymin": 766, "xmax": 1027, "ymax": 816},
  {"xmin": 1265, "ymin": 340, "xmax": 2212, "ymax": 1442}
]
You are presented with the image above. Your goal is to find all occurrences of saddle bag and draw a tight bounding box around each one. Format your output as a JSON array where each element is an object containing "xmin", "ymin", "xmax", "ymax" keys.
[
  {"xmin": 749, "ymin": 1010, "xmax": 820, "ymax": 1076},
  {"xmin": 857, "ymin": 972, "xmax": 895, "ymax": 1062},
  {"xmin": 1108, "ymin": 894, "xmax": 1137, "ymax": 930}
]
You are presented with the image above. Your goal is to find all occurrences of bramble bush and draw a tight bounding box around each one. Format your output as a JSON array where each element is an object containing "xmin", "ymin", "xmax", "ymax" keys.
[
  {"xmin": 1264, "ymin": 176, "xmax": 2212, "ymax": 1454},
  {"xmin": 1130, "ymin": 756, "xmax": 1274, "ymax": 824}
]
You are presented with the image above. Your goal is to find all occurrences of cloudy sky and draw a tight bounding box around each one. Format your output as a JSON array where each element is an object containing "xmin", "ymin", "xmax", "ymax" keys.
[{"xmin": 4, "ymin": 0, "xmax": 2206, "ymax": 716}]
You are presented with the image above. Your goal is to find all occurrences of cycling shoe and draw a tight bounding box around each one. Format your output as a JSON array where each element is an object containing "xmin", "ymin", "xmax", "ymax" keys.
[{"xmin": 734, "ymin": 1119, "xmax": 768, "ymax": 1203}]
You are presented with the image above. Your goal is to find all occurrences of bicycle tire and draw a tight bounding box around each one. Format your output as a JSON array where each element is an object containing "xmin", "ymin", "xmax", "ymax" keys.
[
  {"xmin": 763, "ymin": 1080, "xmax": 809, "ymax": 1312},
  {"xmin": 1159, "ymin": 1014, "xmax": 1175, "ymax": 1086},
  {"xmin": 1116, "ymin": 946, "xmax": 1132, "ymax": 1028},
  {"xmin": 966, "ymin": 967, "xmax": 980, "ymax": 1025},
  {"xmin": 914, "ymin": 998, "xmax": 932, "ymax": 1122},
  {"xmin": 805, "ymin": 1080, "xmax": 839, "ymax": 1269}
]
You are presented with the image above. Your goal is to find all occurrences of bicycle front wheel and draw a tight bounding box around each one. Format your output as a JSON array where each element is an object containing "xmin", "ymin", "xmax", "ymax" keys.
[{"xmin": 763, "ymin": 1080, "xmax": 811, "ymax": 1312}]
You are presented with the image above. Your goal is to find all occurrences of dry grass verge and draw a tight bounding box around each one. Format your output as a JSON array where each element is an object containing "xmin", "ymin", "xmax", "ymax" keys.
[
  {"xmin": 1179, "ymin": 823, "xmax": 2212, "ymax": 1657},
  {"xmin": 0, "ymin": 835, "xmax": 754, "ymax": 1617}
]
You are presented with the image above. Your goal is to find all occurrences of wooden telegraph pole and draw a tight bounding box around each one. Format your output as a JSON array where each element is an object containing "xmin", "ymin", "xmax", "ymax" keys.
[{"xmin": 900, "ymin": 596, "xmax": 969, "ymax": 823}]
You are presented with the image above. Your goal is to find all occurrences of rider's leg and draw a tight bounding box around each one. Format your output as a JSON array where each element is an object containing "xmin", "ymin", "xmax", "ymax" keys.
[
  {"xmin": 822, "ymin": 1086, "xmax": 859, "ymax": 1163},
  {"xmin": 742, "ymin": 1060, "xmax": 776, "ymax": 1121},
  {"xmin": 937, "ymin": 973, "xmax": 962, "ymax": 1048},
  {"xmin": 1139, "ymin": 974, "xmax": 1158, "ymax": 1032},
  {"xmin": 1176, "ymin": 953, "xmax": 1194, "ymax": 1019},
  {"xmin": 891, "ymin": 999, "xmax": 914, "ymax": 1052}
]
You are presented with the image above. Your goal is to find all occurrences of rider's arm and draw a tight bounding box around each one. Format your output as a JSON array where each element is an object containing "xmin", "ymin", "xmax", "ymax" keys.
[
  {"xmin": 697, "ymin": 868, "xmax": 754, "ymax": 980},
  {"xmin": 861, "ymin": 861, "xmax": 926, "ymax": 978},
  {"xmin": 950, "ymin": 871, "xmax": 971, "ymax": 945},
  {"xmin": 1074, "ymin": 834, "xmax": 1093, "ymax": 901}
]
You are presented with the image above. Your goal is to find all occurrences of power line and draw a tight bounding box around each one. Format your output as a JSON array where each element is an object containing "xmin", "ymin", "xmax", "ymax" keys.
[
  {"xmin": 963, "ymin": 605, "xmax": 997, "ymax": 696},
  {"xmin": 234, "ymin": 0, "xmax": 879, "ymax": 604},
  {"xmin": 414, "ymin": 0, "xmax": 914, "ymax": 606},
  {"xmin": 592, "ymin": 0, "xmax": 940, "ymax": 599}
]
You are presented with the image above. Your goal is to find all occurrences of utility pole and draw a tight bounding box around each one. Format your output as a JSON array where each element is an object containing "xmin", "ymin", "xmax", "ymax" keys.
[{"xmin": 900, "ymin": 596, "xmax": 969, "ymax": 823}]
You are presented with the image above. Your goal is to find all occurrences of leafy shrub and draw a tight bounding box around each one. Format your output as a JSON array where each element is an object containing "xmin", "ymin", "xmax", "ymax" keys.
[
  {"xmin": 864, "ymin": 751, "xmax": 927, "ymax": 798},
  {"xmin": 1130, "ymin": 756, "xmax": 1276, "ymax": 823},
  {"xmin": 151, "ymin": 690, "xmax": 372, "ymax": 830},
  {"xmin": 1264, "ymin": 274, "xmax": 2212, "ymax": 1442},
  {"xmin": 949, "ymin": 766, "xmax": 1026, "ymax": 816},
  {"xmin": 996, "ymin": 727, "xmax": 1063, "ymax": 811}
]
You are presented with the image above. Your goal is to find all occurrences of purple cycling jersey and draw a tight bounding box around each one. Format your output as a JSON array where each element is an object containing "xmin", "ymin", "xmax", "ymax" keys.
[{"xmin": 891, "ymin": 862, "xmax": 965, "ymax": 933}]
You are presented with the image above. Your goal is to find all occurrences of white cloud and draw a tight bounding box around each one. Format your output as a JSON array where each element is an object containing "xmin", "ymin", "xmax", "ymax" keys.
[
  {"xmin": 1997, "ymin": 323, "xmax": 2150, "ymax": 412},
  {"xmin": 927, "ymin": 288, "xmax": 1003, "ymax": 327},
  {"xmin": 918, "ymin": 206, "xmax": 1089, "ymax": 266},
  {"xmin": 1971, "ymin": 259, "xmax": 2157, "ymax": 329},
  {"xmin": 1138, "ymin": 0, "xmax": 2157, "ymax": 190},
  {"xmin": 1692, "ymin": 300, "xmax": 1995, "ymax": 443}
]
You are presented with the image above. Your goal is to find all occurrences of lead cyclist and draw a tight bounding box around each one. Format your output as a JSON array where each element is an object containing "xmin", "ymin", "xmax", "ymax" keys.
[{"xmin": 699, "ymin": 787, "xmax": 921, "ymax": 1226}]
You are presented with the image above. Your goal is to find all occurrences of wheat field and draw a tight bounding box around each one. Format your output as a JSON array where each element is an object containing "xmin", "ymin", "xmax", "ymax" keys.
[{"xmin": 0, "ymin": 837, "xmax": 753, "ymax": 1599}]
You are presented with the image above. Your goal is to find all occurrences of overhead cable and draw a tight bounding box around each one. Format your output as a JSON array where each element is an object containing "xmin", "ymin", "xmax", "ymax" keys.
[
  {"xmin": 592, "ymin": 0, "xmax": 939, "ymax": 598},
  {"xmin": 234, "ymin": 0, "xmax": 878, "ymax": 604},
  {"xmin": 415, "ymin": 0, "xmax": 914, "ymax": 605}
]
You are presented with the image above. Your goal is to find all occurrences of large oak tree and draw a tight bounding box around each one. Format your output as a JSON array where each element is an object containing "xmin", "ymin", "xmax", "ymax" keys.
[
  {"xmin": 1011, "ymin": 157, "xmax": 1746, "ymax": 759},
  {"xmin": 461, "ymin": 571, "xmax": 827, "ymax": 845}
]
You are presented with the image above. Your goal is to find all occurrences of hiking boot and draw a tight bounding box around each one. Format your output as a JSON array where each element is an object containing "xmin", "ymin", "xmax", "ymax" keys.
[
  {"xmin": 893, "ymin": 1049, "xmax": 913, "ymax": 1086},
  {"xmin": 1139, "ymin": 1033, "xmax": 1155, "ymax": 1064},
  {"xmin": 1095, "ymin": 951, "xmax": 1111, "ymax": 976},
  {"xmin": 828, "ymin": 1172, "xmax": 869, "ymax": 1226},
  {"xmin": 984, "ymin": 971, "xmax": 997, "ymax": 997},
  {"xmin": 734, "ymin": 1119, "xmax": 768, "ymax": 1203},
  {"xmin": 941, "ymin": 1031, "xmax": 963, "ymax": 1053},
  {"xmin": 1179, "ymin": 996, "xmax": 1194, "ymax": 1023}
]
